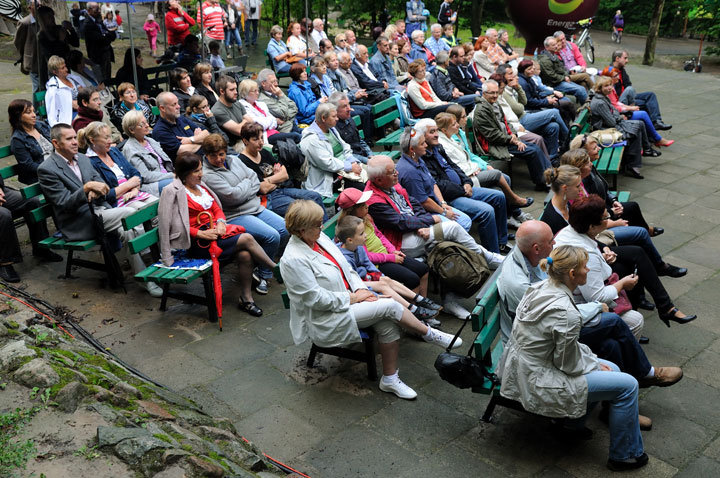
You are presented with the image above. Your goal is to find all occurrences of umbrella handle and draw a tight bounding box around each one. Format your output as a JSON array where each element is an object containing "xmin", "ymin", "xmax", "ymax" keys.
[{"xmin": 196, "ymin": 211, "xmax": 214, "ymax": 249}]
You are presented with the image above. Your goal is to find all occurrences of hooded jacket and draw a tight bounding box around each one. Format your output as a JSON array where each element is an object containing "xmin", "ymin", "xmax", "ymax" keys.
[{"xmin": 498, "ymin": 279, "xmax": 599, "ymax": 418}]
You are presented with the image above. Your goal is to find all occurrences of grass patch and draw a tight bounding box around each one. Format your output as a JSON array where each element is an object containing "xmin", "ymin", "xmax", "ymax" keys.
[{"xmin": 0, "ymin": 407, "xmax": 41, "ymax": 476}]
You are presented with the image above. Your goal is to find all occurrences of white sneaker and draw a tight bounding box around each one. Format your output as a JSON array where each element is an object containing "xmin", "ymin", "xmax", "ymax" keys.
[
  {"xmin": 146, "ymin": 282, "xmax": 164, "ymax": 298},
  {"xmin": 379, "ymin": 378, "xmax": 418, "ymax": 400},
  {"xmin": 515, "ymin": 211, "xmax": 534, "ymax": 223},
  {"xmin": 443, "ymin": 293, "xmax": 471, "ymax": 319},
  {"xmin": 507, "ymin": 216, "xmax": 522, "ymax": 229},
  {"xmin": 425, "ymin": 328, "xmax": 462, "ymax": 349}
]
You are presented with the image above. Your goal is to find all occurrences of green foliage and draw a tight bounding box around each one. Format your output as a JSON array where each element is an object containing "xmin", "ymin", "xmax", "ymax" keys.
[
  {"xmin": 74, "ymin": 445, "xmax": 101, "ymax": 461},
  {"xmin": 0, "ymin": 407, "xmax": 41, "ymax": 476}
]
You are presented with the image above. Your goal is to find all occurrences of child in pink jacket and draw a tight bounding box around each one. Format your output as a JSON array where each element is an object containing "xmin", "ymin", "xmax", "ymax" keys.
[{"xmin": 143, "ymin": 14, "xmax": 161, "ymax": 56}]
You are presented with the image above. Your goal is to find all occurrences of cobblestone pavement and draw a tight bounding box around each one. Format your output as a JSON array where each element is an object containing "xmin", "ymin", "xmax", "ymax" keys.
[{"xmin": 1, "ymin": 40, "xmax": 720, "ymax": 477}]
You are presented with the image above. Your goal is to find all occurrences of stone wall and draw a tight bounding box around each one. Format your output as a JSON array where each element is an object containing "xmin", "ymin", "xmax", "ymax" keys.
[{"xmin": 0, "ymin": 308, "xmax": 288, "ymax": 478}]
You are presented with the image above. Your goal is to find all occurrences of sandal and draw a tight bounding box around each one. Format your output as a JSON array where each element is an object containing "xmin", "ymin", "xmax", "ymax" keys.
[{"xmin": 238, "ymin": 299, "xmax": 263, "ymax": 317}]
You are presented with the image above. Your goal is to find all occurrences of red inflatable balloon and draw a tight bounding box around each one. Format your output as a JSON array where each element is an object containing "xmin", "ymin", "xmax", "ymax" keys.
[{"xmin": 507, "ymin": 0, "xmax": 600, "ymax": 55}]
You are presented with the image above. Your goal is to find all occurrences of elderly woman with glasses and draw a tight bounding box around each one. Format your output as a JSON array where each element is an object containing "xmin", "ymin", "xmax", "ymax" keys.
[
  {"xmin": 279, "ymin": 199, "xmax": 461, "ymax": 400},
  {"xmin": 406, "ymin": 59, "xmax": 450, "ymax": 119},
  {"xmin": 121, "ymin": 110, "xmax": 175, "ymax": 196}
]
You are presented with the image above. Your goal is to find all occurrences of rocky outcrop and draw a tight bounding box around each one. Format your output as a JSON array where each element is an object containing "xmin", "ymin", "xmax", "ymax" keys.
[{"xmin": 0, "ymin": 312, "xmax": 285, "ymax": 478}]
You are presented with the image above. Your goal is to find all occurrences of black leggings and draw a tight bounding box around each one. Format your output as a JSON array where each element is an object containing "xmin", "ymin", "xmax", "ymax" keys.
[
  {"xmin": 377, "ymin": 256, "xmax": 429, "ymax": 290},
  {"xmin": 610, "ymin": 244, "xmax": 672, "ymax": 312}
]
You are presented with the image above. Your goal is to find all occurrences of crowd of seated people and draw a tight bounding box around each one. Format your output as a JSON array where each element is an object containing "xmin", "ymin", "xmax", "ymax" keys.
[{"xmin": 3, "ymin": 14, "xmax": 689, "ymax": 468}]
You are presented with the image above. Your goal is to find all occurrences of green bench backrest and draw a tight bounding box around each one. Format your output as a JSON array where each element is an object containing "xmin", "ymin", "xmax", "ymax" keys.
[
  {"xmin": 129, "ymin": 228, "xmax": 159, "ymax": 255},
  {"xmin": 352, "ymin": 114, "xmax": 364, "ymax": 139},
  {"xmin": 0, "ymin": 164, "xmax": 18, "ymax": 180},
  {"xmin": 34, "ymin": 90, "xmax": 47, "ymax": 117},
  {"xmin": 371, "ymin": 97, "xmax": 400, "ymax": 129},
  {"xmin": 122, "ymin": 200, "xmax": 159, "ymax": 230},
  {"xmin": 321, "ymin": 212, "xmax": 341, "ymax": 241}
]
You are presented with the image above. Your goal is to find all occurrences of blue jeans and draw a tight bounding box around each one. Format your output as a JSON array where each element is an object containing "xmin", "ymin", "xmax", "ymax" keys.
[
  {"xmin": 224, "ymin": 26, "xmax": 243, "ymax": 48},
  {"xmin": 555, "ymin": 80, "xmax": 587, "ymax": 104},
  {"xmin": 581, "ymin": 359, "xmax": 644, "ymax": 461},
  {"xmin": 520, "ymin": 108, "xmax": 568, "ymax": 159},
  {"xmin": 157, "ymin": 178, "xmax": 173, "ymax": 194},
  {"xmin": 579, "ymin": 312, "xmax": 652, "ymax": 379},
  {"xmin": 610, "ymin": 225, "xmax": 663, "ymax": 268},
  {"xmin": 456, "ymin": 94, "xmax": 479, "ymax": 109},
  {"xmin": 630, "ymin": 110, "xmax": 661, "ymax": 142},
  {"xmin": 439, "ymin": 207, "xmax": 472, "ymax": 233},
  {"xmin": 30, "ymin": 72, "xmax": 39, "ymax": 95},
  {"xmin": 508, "ymin": 141, "xmax": 552, "ymax": 186},
  {"xmin": 268, "ymin": 187, "xmax": 327, "ymax": 221},
  {"xmin": 275, "ymin": 64, "xmax": 291, "ymax": 75},
  {"xmin": 228, "ymin": 208, "xmax": 288, "ymax": 279},
  {"xmin": 620, "ymin": 87, "xmax": 662, "ymax": 123},
  {"xmin": 450, "ymin": 187, "xmax": 507, "ymax": 252}
]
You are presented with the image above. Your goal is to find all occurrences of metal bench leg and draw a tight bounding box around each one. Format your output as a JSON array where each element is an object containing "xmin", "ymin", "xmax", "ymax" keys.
[
  {"xmin": 159, "ymin": 283, "xmax": 170, "ymax": 311},
  {"xmin": 364, "ymin": 339, "xmax": 378, "ymax": 381},
  {"xmin": 307, "ymin": 344, "xmax": 319, "ymax": 368},
  {"xmin": 482, "ymin": 395, "xmax": 498, "ymax": 423},
  {"xmin": 201, "ymin": 273, "xmax": 219, "ymax": 323},
  {"xmin": 65, "ymin": 250, "xmax": 74, "ymax": 278}
]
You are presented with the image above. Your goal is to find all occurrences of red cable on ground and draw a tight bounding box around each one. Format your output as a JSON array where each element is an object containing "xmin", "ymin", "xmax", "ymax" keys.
[
  {"xmin": 0, "ymin": 289, "xmax": 75, "ymax": 339},
  {"xmin": 240, "ymin": 437, "xmax": 311, "ymax": 477}
]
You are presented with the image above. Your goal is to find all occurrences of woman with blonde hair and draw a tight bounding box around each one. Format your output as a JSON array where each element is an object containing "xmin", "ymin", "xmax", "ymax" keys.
[
  {"xmin": 121, "ymin": 110, "xmax": 175, "ymax": 196},
  {"xmin": 238, "ymin": 79, "xmax": 301, "ymax": 145},
  {"xmin": 498, "ymin": 244, "xmax": 648, "ymax": 471},
  {"xmin": 45, "ymin": 55, "xmax": 81, "ymax": 126},
  {"xmin": 279, "ymin": 200, "xmax": 461, "ymax": 400},
  {"xmin": 192, "ymin": 62, "xmax": 219, "ymax": 107},
  {"xmin": 540, "ymin": 165, "xmax": 583, "ymax": 235}
]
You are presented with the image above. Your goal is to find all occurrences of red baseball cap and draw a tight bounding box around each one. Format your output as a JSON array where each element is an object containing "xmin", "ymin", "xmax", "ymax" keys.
[{"xmin": 336, "ymin": 188, "xmax": 373, "ymax": 209}]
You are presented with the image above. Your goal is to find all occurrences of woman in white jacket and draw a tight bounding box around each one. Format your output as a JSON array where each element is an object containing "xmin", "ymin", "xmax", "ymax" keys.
[
  {"xmin": 45, "ymin": 55, "xmax": 81, "ymax": 126},
  {"xmin": 499, "ymin": 245, "xmax": 647, "ymax": 471},
  {"xmin": 279, "ymin": 200, "xmax": 461, "ymax": 400},
  {"xmin": 237, "ymin": 79, "xmax": 301, "ymax": 145}
]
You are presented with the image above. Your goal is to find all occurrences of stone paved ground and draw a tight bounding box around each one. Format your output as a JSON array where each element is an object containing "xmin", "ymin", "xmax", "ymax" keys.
[{"xmin": 2, "ymin": 37, "xmax": 720, "ymax": 477}]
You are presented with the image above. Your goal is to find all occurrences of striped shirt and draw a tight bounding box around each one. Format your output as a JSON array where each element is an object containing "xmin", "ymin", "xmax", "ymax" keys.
[{"xmin": 197, "ymin": 1, "xmax": 225, "ymax": 40}]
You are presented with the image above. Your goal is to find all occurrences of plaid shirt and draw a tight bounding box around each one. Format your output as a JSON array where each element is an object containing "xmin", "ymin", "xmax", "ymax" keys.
[{"xmin": 486, "ymin": 43, "xmax": 508, "ymax": 66}]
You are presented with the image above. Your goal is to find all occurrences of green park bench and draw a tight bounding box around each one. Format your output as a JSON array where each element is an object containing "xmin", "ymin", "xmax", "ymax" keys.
[
  {"xmin": 275, "ymin": 212, "xmax": 379, "ymax": 380},
  {"xmin": 122, "ymin": 200, "xmax": 222, "ymax": 327},
  {"xmin": 569, "ymin": 108, "xmax": 591, "ymax": 138},
  {"xmin": 373, "ymin": 97, "xmax": 404, "ymax": 152},
  {"xmin": 469, "ymin": 268, "xmax": 531, "ymax": 422},
  {"xmin": 593, "ymin": 144, "xmax": 625, "ymax": 190},
  {"xmin": 144, "ymin": 63, "xmax": 177, "ymax": 92},
  {"xmin": 264, "ymin": 50, "xmax": 290, "ymax": 80}
]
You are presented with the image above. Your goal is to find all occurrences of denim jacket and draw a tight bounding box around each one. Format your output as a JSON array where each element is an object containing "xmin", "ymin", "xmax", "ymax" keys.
[
  {"xmin": 88, "ymin": 146, "xmax": 143, "ymax": 207},
  {"xmin": 10, "ymin": 120, "xmax": 51, "ymax": 184}
]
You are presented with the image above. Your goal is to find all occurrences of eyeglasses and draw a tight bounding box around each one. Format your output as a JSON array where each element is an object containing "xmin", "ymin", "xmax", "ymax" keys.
[
  {"xmin": 580, "ymin": 134, "xmax": 589, "ymax": 147},
  {"xmin": 386, "ymin": 169, "xmax": 399, "ymax": 176},
  {"xmin": 484, "ymin": 91, "xmax": 499, "ymax": 96},
  {"xmin": 602, "ymin": 215, "xmax": 611, "ymax": 221}
]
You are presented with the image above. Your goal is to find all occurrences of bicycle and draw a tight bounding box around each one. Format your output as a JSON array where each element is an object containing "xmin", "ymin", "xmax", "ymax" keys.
[
  {"xmin": 611, "ymin": 27, "xmax": 623, "ymax": 43},
  {"xmin": 573, "ymin": 17, "xmax": 595, "ymax": 64}
]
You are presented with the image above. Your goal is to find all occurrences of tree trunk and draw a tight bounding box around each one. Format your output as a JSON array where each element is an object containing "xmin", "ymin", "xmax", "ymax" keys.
[
  {"xmin": 471, "ymin": 0, "xmax": 485, "ymax": 37},
  {"xmin": 643, "ymin": 0, "xmax": 665, "ymax": 65}
]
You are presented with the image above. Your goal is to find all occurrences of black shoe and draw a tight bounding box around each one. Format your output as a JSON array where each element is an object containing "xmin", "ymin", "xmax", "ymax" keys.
[
  {"xmin": 534, "ymin": 183, "xmax": 551, "ymax": 192},
  {"xmin": 637, "ymin": 298, "xmax": 655, "ymax": 311},
  {"xmin": 607, "ymin": 453, "xmax": 649, "ymax": 472},
  {"xmin": 415, "ymin": 296, "xmax": 443, "ymax": 311},
  {"xmin": 658, "ymin": 263, "xmax": 687, "ymax": 278},
  {"xmin": 238, "ymin": 299, "xmax": 263, "ymax": 317},
  {"xmin": 498, "ymin": 244, "xmax": 512, "ymax": 255},
  {"xmin": 516, "ymin": 197, "xmax": 534, "ymax": 208},
  {"xmin": 642, "ymin": 148, "xmax": 661, "ymax": 158},
  {"xmin": 414, "ymin": 306, "xmax": 439, "ymax": 322},
  {"xmin": 0, "ymin": 264, "xmax": 20, "ymax": 283},
  {"xmin": 654, "ymin": 121, "xmax": 672, "ymax": 131},
  {"xmin": 639, "ymin": 336, "xmax": 650, "ymax": 344},
  {"xmin": 626, "ymin": 168, "xmax": 644, "ymax": 179},
  {"xmin": 507, "ymin": 233, "xmax": 516, "ymax": 241},
  {"xmin": 33, "ymin": 249, "xmax": 63, "ymax": 262},
  {"xmin": 658, "ymin": 307, "xmax": 697, "ymax": 327},
  {"xmin": 650, "ymin": 226, "xmax": 664, "ymax": 237}
]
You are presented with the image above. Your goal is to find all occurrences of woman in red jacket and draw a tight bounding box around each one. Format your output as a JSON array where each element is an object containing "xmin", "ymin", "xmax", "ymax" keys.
[{"xmin": 165, "ymin": 0, "xmax": 196, "ymax": 47}]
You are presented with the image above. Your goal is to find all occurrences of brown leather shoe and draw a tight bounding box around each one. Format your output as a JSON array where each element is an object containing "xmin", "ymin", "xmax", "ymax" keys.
[
  {"xmin": 639, "ymin": 414, "xmax": 652, "ymax": 431},
  {"xmin": 639, "ymin": 367, "xmax": 683, "ymax": 388}
]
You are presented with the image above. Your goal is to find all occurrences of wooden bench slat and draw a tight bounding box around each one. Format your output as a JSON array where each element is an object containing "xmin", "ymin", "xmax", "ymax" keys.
[
  {"xmin": 29, "ymin": 204, "xmax": 53, "ymax": 224},
  {"xmin": 476, "ymin": 307, "xmax": 501, "ymax": 358},
  {"xmin": 135, "ymin": 266, "xmax": 160, "ymax": 282},
  {"xmin": 0, "ymin": 163, "xmax": 17, "ymax": 179},
  {"xmin": 387, "ymin": 151, "xmax": 401, "ymax": 160},
  {"xmin": 65, "ymin": 240, "xmax": 98, "ymax": 251},
  {"xmin": 616, "ymin": 191, "xmax": 630, "ymax": 203},
  {"xmin": 321, "ymin": 211, "xmax": 341, "ymax": 240},
  {"xmin": 373, "ymin": 110, "xmax": 400, "ymax": 129},
  {"xmin": 607, "ymin": 146, "xmax": 625, "ymax": 173},
  {"xmin": 38, "ymin": 236, "xmax": 62, "ymax": 248},
  {"xmin": 174, "ymin": 269, "xmax": 205, "ymax": 284},
  {"xmin": 596, "ymin": 147, "xmax": 612, "ymax": 174},
  {"xmin": 21, "ymin": 183, "xmax": 42, "ymax": 199},
  {"xmin": 122, "ymin": 200, "xmax": 159, "ymax": 230},
  {"xmin": 370, "ymin": 96, "xmax": 397, "ymax": 114},
  {"xmin": 128, "ymin": 228, "xmax": 159, "ymax": 255},
  {"xmin": 376, "ymin": 129, "xmax": 403, "ymax": 146}
]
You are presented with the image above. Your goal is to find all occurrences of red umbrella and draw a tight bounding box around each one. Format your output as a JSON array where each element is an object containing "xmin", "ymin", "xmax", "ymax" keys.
[{"xmin": 196, "ymin": 211, "xmax": 223, "ymax": 331}]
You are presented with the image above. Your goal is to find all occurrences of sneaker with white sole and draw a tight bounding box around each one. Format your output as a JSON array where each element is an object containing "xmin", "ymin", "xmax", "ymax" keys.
[
  {"xmin": 379, "ymin": 378, "xmax": 418, "ymax": 400},
  {"xmin": 146, "ymin": 282, "xmax": 164, "ymax": 298},
  {"xmin": 423, "ymin": 317, "xmax": 442, "ymax": 328},
  {"xmin": 443, "ymin": 293, "xmax": 471, "ymax": 319},
  {"xmin": 507, "ymin": 216, "xmax": 523, "ymax": 229},
  {"xmin": 515, "ymin": 211, "xmax": 534, "ymax": 223},
  {"xmin": 425, "ymin": 328, "xmax": 462, "ymax": 349}
]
